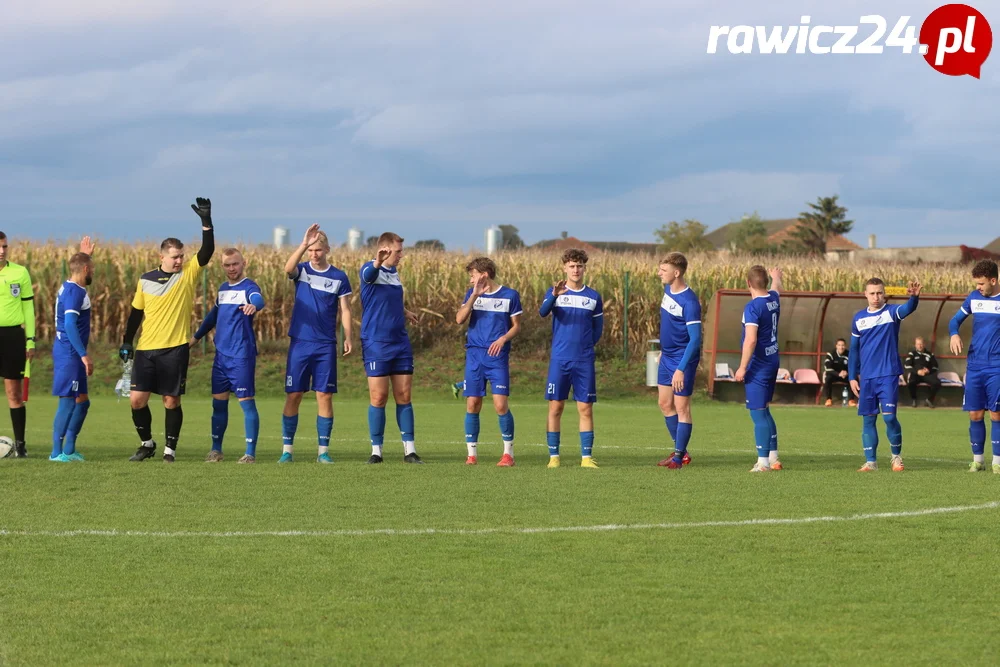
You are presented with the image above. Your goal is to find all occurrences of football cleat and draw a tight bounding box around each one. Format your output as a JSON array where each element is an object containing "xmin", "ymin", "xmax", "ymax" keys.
[
  {"xmin": 993, "ymin": 464, "xmax": 1000, "ymax": 475},
  {"xmin": 770, "ymin": 460, "xmax": 783, "ymax": 471},
  {"xmin": 65, "ymin": 452, "xmax": 85, "ymax": 462},
  {"xmin": 857, "ymin": 461, "xmax": 878, "ymax": 472},
  {"xmin": 465, "ymin": 455, "xmax": 478, "ymax": 465},
  {"xmin": 277, "ymin": 452, "xmax": 293, "ymax": 464},
  {"xmin": 750, "ymin": 462, "xmax": 770, "ymax": 473},
  {"xmin": 497, "ymin": 454, "xmax": 515, "ymax": 467},
  {"xmin": 682, "ymin": 452, "xmax": 691, "ymax": 465},
  {"xmin": 238, "ymin": 454, "xmax": 256, "ymax": 464},
  {"xmin": 824, "ymin": 399, "xmax": 833, "ymax": 407},
  {"xmin": 547, "ymin": 455, "xmax": 560, "ymax": 469},
  {"xmin": 317, "ymin": 453, "xmax": 335, "ymax": 464},
  {"xmin": 403, "ymin": 453, "xmax": 424, "ymax": 464},
  {"xmin": 48, "ymin": 453, "xmax": 71, "ymax": 462},
  {"xmin": 581, "ymin": 456, "xmax": 599, "ymax": 468},
  {"xmin": 891, "ymin": 455, "xmax": 904, "ymax": 472},
  {"xmin": 366, "ymin": 454, "xmax": 383, "ymax": 464},
  {"xmin": 969, "ymin": 461, "xmax": 986, "ymax": 472},
  {"xmin": 14, "ymin": 441, "xmax": 27, "ymax": 458},
  {"xmin": 205, "ymin": 450, "xmax": 223, "ymax": 463},
  {"xmin": 129, "ymin": 445, "xmax": 156, "ymax": 462},
  {"xmin": 163, "ymin": 453, "xmax": 175, "ymax": 463},
  {"xmin": 848, "ymin": 400, "xmax": 857, "ymax": 407}
]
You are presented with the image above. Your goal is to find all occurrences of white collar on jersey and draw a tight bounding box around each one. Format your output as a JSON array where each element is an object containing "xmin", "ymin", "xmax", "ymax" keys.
[
  {"xmin": 226, "ymin": 277, "xmax": 248, "ymax": 287},
  {"xmin": 667, "ymin": 285, "xmax": 689, "ymax": 296},
  {"xmin": 866, "ymin": 304, "xmax": 888, "ymax": 314},
  {"xmin": 484, "ymin": 285, "xmax": 504, "ymax": 296},
  {"xmin": 564, "ymin": 285, "xmax": 589, "ymax": 293}
]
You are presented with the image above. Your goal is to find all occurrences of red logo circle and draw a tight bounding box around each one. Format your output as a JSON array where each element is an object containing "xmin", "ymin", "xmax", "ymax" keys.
[{"xmin": 920, "ymin": 4, "xmax": 992, "ymax": 77}]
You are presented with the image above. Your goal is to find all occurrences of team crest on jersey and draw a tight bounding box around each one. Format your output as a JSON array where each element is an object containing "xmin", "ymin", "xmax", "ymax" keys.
[
  {"xmin": 9, "ymin": 283, "xmax": 20, "ymax": 298},
  {"xmin": 493, "ymin": 301, "xmax": 503, "ymax": 310},
  {"xmin": 582, "ymin": 298, "xmax": 591, "ymax": 307}
]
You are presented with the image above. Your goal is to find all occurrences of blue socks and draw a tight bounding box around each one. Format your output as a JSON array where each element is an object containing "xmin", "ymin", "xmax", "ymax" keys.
[
  {"xmin": 992, "ymin": 420, "xmax": 1000, "ymax": 457},
  {"xmin": 63, "ymin": 400, "xmax": 90, "ymax": 456},
  {"xmin": 282, "ymin": 414, "xmax": 298, "ymax": 448},
  {"xmin": 396, "ymin": 403, "xmax": 415, "ymax": 442},
  {"xmin": 750, "ymin": 409, "xmax": 770, "ymax": 459},
  {"xmin": 883, "ymin": 414, "xmax": 902, "ymax": 456},
  {"xmin": 862, "ymin": 414, "xmax": 879, "ymax": 461},
  {"xmin": 675, "ymin": 422, "xmax": 692, "ymax": 455},
  {"xmin": 971, "ymin": 419, "xmax": 986, "ymax": 456},
  {"xmin": 368, "ymin": 405, "xmax": 386, "ymax": 446},
  {"xmin": 465, "ymin": 412, "xmax": 480, "ymax": 443},
  {"xmin": 317, "ymin": 416, "xmax": 333, "ymax": 450},
  {"xmin": 764, "ymin": 408, "xmax": 778, "ymax": 454},
  {"xmin": 498, "ymin": 411, "xmax": 514, "ymax": 442},
  {"xmin": 665, "ymin": 415, "xmax": 679, "ymax": 443},
  {"xmin": 581, "ymin": 431, "xmax": 594, "ymax": 457},
  {"xmin": 547, "ymin": 432, "xmax": 560, "ymax": 456},
  {"xmin": 211, "ymin": 398, "xmax": 228, "ymax": 452},
  {"xmin": 52, "ymin": 396, "xmax": 76, "ymax": 457},
  {"xmin": 240, "ymin": 400, "xmax": 259, "ymax": 457}
]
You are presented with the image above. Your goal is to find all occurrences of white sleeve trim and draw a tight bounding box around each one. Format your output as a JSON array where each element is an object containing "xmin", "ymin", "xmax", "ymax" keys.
[
  {"xmin": 686, "ymin": 320, "xmax": 701, "ymax": 325},
  {"xmin": 852, "ymin": 333, "xmax": 860, "ymax": 337},
  {"xmin": 511, "ymin": 310, "xmax": 523, "ymax": 317},
  {"xmin": 65, "ymin": 309, "xmax": 80, "ymax": 315},
  {"xmin": 744, "ymin": 322, "xmax": 758, "ymax": 328},
  {"xmin": 593, "ymin": 313, "xmax": 604, "ymax": 318},
  {"xmin": 961, "ymin": 307, "xmax": 969, "ymax": 314}
]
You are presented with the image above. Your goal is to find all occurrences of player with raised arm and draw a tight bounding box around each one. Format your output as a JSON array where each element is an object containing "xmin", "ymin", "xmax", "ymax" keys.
[
  {"xmin": 735, "ymin": 266, "xmax": 783, "ymax": 472},
  {"xmin": 278, "ymin": 225, "xmax": 352, "ymax": 464},
  {"xmin": 120, "ymin": 198, "xmax": 215, "ymax": 462},
  {"xmin": 848, "ymin": 278, "xmax": 920, "ymax": 472},
  {"xmin": 190, "ymin": 248, "xmax": 265, "ymax": 464},
  {"xmin": 539, "ymin": 249, "xmax": 604, "ymax": 468},
  {"xmin": 948, "ymin": 259, "xmax": 1000, "ymax": 473},
  {"xmin": 360, "ymin": 232, "xmax": 422, "ymax": 464},
  {"xmin": 455, "ymin": 257, "xmax": 522, "ymax": 466},
  {"xmin": 0, "ymin": 231, "xmax": 35, "ymax": 458},
  {"xmin": 50, "ymin": 237, "xmax": 96, "ymax": 462},
  {"xmin": 655, "ymin": 252, "xmax": 701, "ymax": 469}
]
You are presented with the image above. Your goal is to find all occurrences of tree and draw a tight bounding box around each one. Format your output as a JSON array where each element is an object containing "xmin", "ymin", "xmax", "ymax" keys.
[
  {"xmin": 365, "ymin": 235, "xmax": 379, "ymax": 248},
  {"xmin": 498, "ymin": 224, "xmax": 524, "ymax": 250},
  {"xmin": 729, "ymin": 213, "xmax": 776, "ymax": 254},
  {"xmin": 654, "ymin": 219, "xmax": 713, "ymax": 253},
  {"xmin": 414, "ymin": 239, "xmax": 445, "ymax": 251},
  {"xmin": 789, "ymin": 195, "xmax": 854, "ymax": 255}
]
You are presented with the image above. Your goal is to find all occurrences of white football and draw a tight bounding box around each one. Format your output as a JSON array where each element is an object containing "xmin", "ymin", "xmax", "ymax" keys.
[{"xmin": 0, "ymin": 436, "xmax": 13, "ymax": 459}]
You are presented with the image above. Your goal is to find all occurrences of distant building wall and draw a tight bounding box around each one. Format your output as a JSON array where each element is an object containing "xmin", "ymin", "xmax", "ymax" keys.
[{"xmin": 826, "ymin": 246, "xmax": 964, "ymax": 263}]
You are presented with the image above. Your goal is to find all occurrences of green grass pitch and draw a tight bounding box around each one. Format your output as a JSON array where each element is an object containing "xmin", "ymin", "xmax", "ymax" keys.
[{"xmin": 1, "ymin": 396, "xmax": 998, "ymax": 665}]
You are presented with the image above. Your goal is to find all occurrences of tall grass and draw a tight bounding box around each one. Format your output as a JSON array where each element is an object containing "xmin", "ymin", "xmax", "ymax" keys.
[{"xmin": 17, "ymin": 242, "xmax": 978, "ymax": 359}]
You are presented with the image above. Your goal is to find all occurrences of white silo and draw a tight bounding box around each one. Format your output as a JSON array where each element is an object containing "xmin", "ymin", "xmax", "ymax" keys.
[
  {"xmin": 348, "ymin": 227, "xmax": 363, "ymax": 251},
  {"xmin": 273, "ymin": 226, "xmax": 288, "ymax": 251},
  {"xmin": 485, "ymin": 226, "xmax": 502, "ymax": 256}
]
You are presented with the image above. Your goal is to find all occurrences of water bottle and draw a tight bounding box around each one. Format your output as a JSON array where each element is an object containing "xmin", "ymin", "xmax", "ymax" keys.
[
  {"xmin": 842, "ymin": 385, "xmax": 849, "ymax": 407},
  {"xmin": 115, "ymin": 360, "xmax": 133, "ymax": 401}
]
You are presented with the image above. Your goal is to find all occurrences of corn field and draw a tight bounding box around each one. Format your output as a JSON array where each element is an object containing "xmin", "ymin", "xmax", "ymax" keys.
[{"xmin": 16, "ymin": 242, "xmax": 980, "ymax": 359}]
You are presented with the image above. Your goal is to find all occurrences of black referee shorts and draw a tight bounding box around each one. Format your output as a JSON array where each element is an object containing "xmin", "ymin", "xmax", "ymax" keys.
[
  {"xmin": 131, "ymin": 344, "xmax": 190, "ymax": 396},
  {"xmin": 0, "ymin": 326, "xmax": 26, "ymax": 380}
]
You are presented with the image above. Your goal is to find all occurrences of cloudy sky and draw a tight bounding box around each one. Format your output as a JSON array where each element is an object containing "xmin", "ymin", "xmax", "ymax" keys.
[{"xmin": 2, "ymin": 0, "xmax": 997, "ymax": 250}]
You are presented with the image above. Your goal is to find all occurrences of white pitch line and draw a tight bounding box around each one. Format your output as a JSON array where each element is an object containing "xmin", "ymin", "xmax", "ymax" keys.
[{"xmin": 1, "ymin": 501, "xmax": 996, "ymax": 539}]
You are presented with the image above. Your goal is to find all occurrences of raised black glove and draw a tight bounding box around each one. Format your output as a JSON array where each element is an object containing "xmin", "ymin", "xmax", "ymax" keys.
[{"xmin": 191, "ymin": 197, "xmax": 212, "ymax": 228}]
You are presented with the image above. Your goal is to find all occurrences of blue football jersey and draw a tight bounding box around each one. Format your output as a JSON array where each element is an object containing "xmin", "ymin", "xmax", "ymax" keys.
[
  {"xmin": 741, "ymin": 291, "xmax": 780, "ymax": 365},
  {"xmin": 851, "ymin": 303, "xmax": 910, "ymax": 378},
  {"xmin": 289, "ymin": 263, "xmax": 352, "ymax": 343},
  {"xmin": 463, "ymin": 285, "xmax": 523, "ymax": 352},
  {"xmin": 55, "ymin": 281, "xmax": 91, "ymax": 351},
  {"xmin": 360, "ymin": 261, "xmax": 408, "ymax": 344},
  {"xmin": 544, "ymin": 286, "xmax": 603, "ymax": 360},
  {"xmin": 659, "ymin": 286, "xmax": 702, "ymax": 359},
  {"xmin": 957, "ymin": 290, "xmax": 1000, "ymax": 370},
  {"xmin": 215, "ymin": 278, "xmax": 263, "ymax": 358}
]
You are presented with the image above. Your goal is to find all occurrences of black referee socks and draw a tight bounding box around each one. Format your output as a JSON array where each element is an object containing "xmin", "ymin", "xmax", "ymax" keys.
[
  {"xmin": 10, "ymin": 406, "xmax": 25, "ymax": 443},
  {"xmin": 165, "ymin": 406, "xmax": 183, "ymax": 451}
]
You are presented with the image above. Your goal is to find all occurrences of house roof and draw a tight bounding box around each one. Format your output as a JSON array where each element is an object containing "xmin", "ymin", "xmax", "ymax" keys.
[
  {"xmin": 531, "ymin": 236, "xmax": 601, "ymax": 254},
  {"xmin": 704, "ymin": 218, "xmax": 861, "ymax": 251}
]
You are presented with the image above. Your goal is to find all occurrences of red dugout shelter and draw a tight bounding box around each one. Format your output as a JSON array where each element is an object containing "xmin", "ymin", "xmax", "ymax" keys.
[{"xmin": 703, "ymin": 290, "xmax": 970, "ymax": 406}]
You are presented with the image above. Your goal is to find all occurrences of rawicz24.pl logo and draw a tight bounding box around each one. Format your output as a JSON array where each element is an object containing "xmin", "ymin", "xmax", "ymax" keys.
[{"xmin": 707, "ymin": 3, "xmax": 993, "ymax": 78}]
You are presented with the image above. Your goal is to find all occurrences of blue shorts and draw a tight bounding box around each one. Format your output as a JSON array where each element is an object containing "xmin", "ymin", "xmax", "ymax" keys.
[
  {"xmin": 858, "ymin": 376, "xmax": 899, "ymax": 415},
  {"xmin": 744, "ymin": 362, "xmax": 777, "ymax": 410},
  {"xmin": 212, "ymin": 352, "xmax": 256, "ymax": 398},
  {"xmin": 464, "ymin": 348, "xmax": 511, "ymax": 397},
  {"xmin": 963, "ymin": 368, "xmax": 1000, "ymax": 412},
  {"xmin": 362, "ymin": 339, "xmax": 414, "ymax": 378},
  {"xmin": 658, "ymin": 354, "xmax": 699, "ymax": 397},
  {"xmin": 285, "ymin": 339, "xmax": 338, "ymax": 394},
  {"xmin": 52, "ymin": 345, "xmax": 87, "ymax": 397},
  {"xmin": 546, "ymin": 358, "xmax": 597, "ymax": 403}
]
